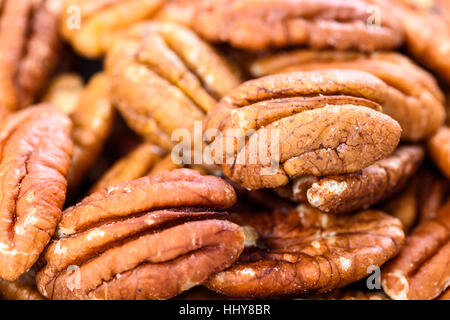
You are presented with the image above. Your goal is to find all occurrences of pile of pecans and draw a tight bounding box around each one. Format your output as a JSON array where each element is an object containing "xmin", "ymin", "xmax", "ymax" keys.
[{"xmin": 0, "ymin": 0, "xmax": 448, "ymax": 300}]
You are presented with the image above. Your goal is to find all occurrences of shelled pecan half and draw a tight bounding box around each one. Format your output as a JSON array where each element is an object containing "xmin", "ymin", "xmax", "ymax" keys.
[
  {"xmin": 205, "ymin": 69, "xmax": 402, "ymax": 190},
  {"xmin": 43, "ymin": 73, "xmax": 84, "ymax": 115},
  {"xmin": 207, "ymin": 204, "xmax": 404, "ymax": 298},
  {"xmin": 0, "ymin": 0, "xmax": 62, "ymax": 115},
  {"xmin": 66, "ymin": 73, "xmax": 115, "ymax": 192},
  {"xmin": 0, "ymin": 106, "xmax": 73, "ymax": 281},
  {"xmin": 106, "ymin": 22, "xmax": 242, "ymax": 150},
  {"xmin": 60, "ymin": 0, "xmax": 164, "ymax": 58},
  {"xmin": 382, "ymin": 201, "xmax": 450, "ymax": 300},
  {"xmin": 250, "ymin": 50, "xmax": 445, "ymax": 141},
  {"xmin": 191, "ymin": 0, "xmax": 403, "ymax": 52},
  {"xmin": 37, "ymin": 169, "xmax": 244, "ymax": 300},
  {"xmin": 428, "ymin": 126, "xmax": 450, "ymax": 179}
]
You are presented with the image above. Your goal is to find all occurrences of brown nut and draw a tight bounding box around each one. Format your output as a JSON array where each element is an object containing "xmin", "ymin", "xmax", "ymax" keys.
[
  {"xmin": 428, "ymin": 126, "xmax": 450, "ymax": 179},
  {"xmin": 90, "ymin": 143, "xmax": 167, "ymax": 193},
  {"xmin": 36, "ymin": 169, "xmax": 245, "ymax": 300},
  {"xmin": 60, "ymin": 0, "xmax": 164, "ymax": 58},
  {"xmin": 417, "ymin": 169, "xmax": 448, "ymax": 223},
  {"xmin": 66, "ymin": 73, "xmax": 115, "ymax": 192},
  {"xmin": 0, "ymin": 0, "xmax": 62, "ymax": 115},
  {"xmin": 0, "ymin": 271, "xmax": 45, "ymax": 300},
  {"xmin": 0, "ymin": 106, "xmax": 73, "ymax": 281},
  {"xmin": 251, "ymin": 50, "xmax": 445, "ymax": 141},
  {"xmin": 191, "ymin": 0, "xmax": 403, "ymax": 52},
  {"xmin": 43, "ymin": 73, "xmax": 84, "ymax": 115},
  {"xmin": 305, "ymin": 145, "xmax": 424, "ymax": 214},
  {"xmin": 381, "ymin": 201, "xmax": 450, "ymax": 300},
  {"xmin": 206, "ymin": 204, "xmax": 404, "ymax": 298},
  {"xmin": 205, "ymin": 69, "xmax": 402, "ymax": 190},
  {"xmin": 106, "ymin": 21, "xmax": 242, "ymax": 149},
  {"xmin": 369, "ymin": 0, "xmax": 450, "ymax": 83}
]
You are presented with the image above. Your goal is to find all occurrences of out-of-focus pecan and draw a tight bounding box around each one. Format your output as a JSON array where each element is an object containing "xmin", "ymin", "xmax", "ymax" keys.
[
  {"xmin": 90, "ymin": 143, "xmax": 167, "ymax": 193},
  {"xmin": 306, "ymin": 145, "xmax": 424, "ymax": 214},
  {"xmin": 106, "ymin": 22, "xmax": 242, "ymax": 150},
  {"xmin": 36, "ymin": 169, "xmax": 244, "ymax": 300},
  {"xmin": 382, "ymin": 201, "xmax": 450, "ymax": 300},
  {"xmin": 60, "ymin": 0, "xmax": 164, "ymax": 58},
  {"xmin": 0, "ymin": 271, "xmax": 45, "ymax": 300},
  {"xmin": 153, "ymin": 0, "xmax": 198, "ymax": 26},
  {"xmin": 43, "ymin": 73, "xmax": 84, "ymax": 115},
  {"xmin": 66, "ymin": 73, "xmax": 115, "ymax": 192},
  {"xmin": 191, "ymin": 0, "xmax": 403, "ymax": 51},
  {"xmin": 206, "ymin": 204, "xmax": 404, "ymax": 298},
  {"xmin": 251, "ymin": 50, "xmax": 445, "ymax": 141},
  {"xmin": 205, "ymin": 69, "xmax": 402, "ymax": 190},
  {"xmin": 0, "ymin": 0, "xmax": 62, "ymax": 115},
  {"xmin": 0, "ymin": 106, "xmax": 73, "ymax": 281},
  {"xmin": 428, "ymin": 126, "xmax": 450, "ymax": 179},
  {"xmin": 369, "ymin": 0, "xmax": 450, "ymax": 83}
]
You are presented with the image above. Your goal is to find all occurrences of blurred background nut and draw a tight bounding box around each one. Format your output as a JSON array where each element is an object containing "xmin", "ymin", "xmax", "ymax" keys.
[
  {"xmin": 205, "ymin": 69, "xmax": 402, "ymax": 190},
  {"xmin": 106, "ymin": 22, "xmax": 242, "ymax": 150},
  {"xmin": 206, "ymin": 204, "xmax": 404, "ymax": 298},
  {"xmin": 250, "ymin": 51, "xmax": 445, "ymax": 141},
  {"xmin": 65, "ymin": 73, "xmax": 115, "ymax": 193},
  {"xmin": 90, "ymin": 142, "xmax": 167, "ymax": 193},
  {"xmin": 43, "ymin": 73, "xmax": 84, "ymax": 115},
  {"xmin": 0, "ymin": 271, "xmax": 45, "ymax": 300},
  {"xmin": 60, "ymin": 0, "xmax": 165, "ymax": 58},
  {"xmin": 382, "ymin": 201, "xmax": 450, "ymax": 300},
  {"xmin": 191, "ymin": 0, "xmax": 403, "ymax": 51},
  {"xmin": 0, "ymin": 0, "xmax": 63, "ymax": 115},
  {"xmin": 36, "ymin": 169, "xmax": 245, "ymax": 300},
  {"xmin": 0, "ymin": 106, "xmax": 73, "ymax": 281},
  {"xmin": 428, "ymin": 126, "xmax": 450, "ymax": 179},
  {"xmin": 369, "ymin": 0, "xmax": 450, "ymax": 83}
]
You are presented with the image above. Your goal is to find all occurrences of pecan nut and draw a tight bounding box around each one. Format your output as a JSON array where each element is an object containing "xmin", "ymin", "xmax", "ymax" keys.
[
  {"xmin": 191, "ymin": 0, "xmax": 403, "ymax": 51},
  {"xmin": 205, "ymin": 69, "xmax": 402, "ymax": 190},
  {"xmin": 60, "ymin": 0, "xmax": 164, "ymax": 58},
  {"xmin": 428, "ymin": 126, "xmax": 450, "ymax": 179},
  {"xmin": 0, "ymin": 106, "xmax": 73, "ymax": 281},
  {"xmin": 381, "ymin": 202, "xmax": 450, "ymax": 300},
  {"xmin": 43, "ymin": 73, "xmax": 84, "ymax": 115},
  {"xmin": 305, "ymin": 145, "xmax": 424, "ymax": 214},
  {"xmin": 250, "ymin": 50, "xmax": 445, "ymax": 141},
  {"xmin": 90, "ymin": 143, "xmax": 167, "ymax": 193},
  {"xmin": 369, "ymin": 0, "xmax": 450, "ymax": 83},
  {"xmin": 0, "ymin": 271, "xmax": 44, "ymax": 300},
  {"xmin": 0, "ymin": 0, "xmax": 62, "ymax": 114},
  {"xmin": 36, "ymin": 169, "xmax": 244, "ymax": 300},
  {"xmin": 206, "ymin": 204, "xmax": 404, "ymax": 298},
  {"xmin": 106, "ymin": 22, "xmax": 242, "ymax": 149},
  {"xmin": 66, "ymin": 73, "xmax": 115, "ymax": 191}
]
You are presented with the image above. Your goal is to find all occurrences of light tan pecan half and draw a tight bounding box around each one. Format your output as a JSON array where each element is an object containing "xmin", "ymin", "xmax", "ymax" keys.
[
  {"xmin": 206, "ymin": 204, "xmax": 404, "ymax": 298},
  {"xmin": 205, "ymin": 69, "xmax": 402, "ymax": 190},
  {"xmin": 382, "ymin": 201, "xmax": 450, "ymax": 300},
  {"xmin": 0, "ymin": 271, "xmax": 45, "ymax": 300},
  {"xmin": 0, "ymin": 106, "xmax": 73, "ymax": 281},
  {"xmin": 106, "ymin": 21, "xmax": 242, "ymax": 149},
  {"xmin": 66, "ymin": 73, "xmax": 115, "ymax": 192},
  {"xmin": 89, "ymin": 143, "xmax": 167, "ymax": 193},
  {"xmin": 428, "ymin": 126, "xmax": 450, "ymax": 179},
  {"xmin": 36, "ymin": 169, "xmax": 244, "ymax": 300},
  {"xmin": 60, "ymin": 0, "xmax": 164, "ymax": 58},
  {"xmin": 250, "ymin": 50, "xmax": 445, "ymax": 141},
  {"xmin": 191, "ymin": 0, "xmax": 403, "ymax": 51},
  {"xmin": 43, "ymin": 73, "xmax": 84, "ymax": 115}
]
